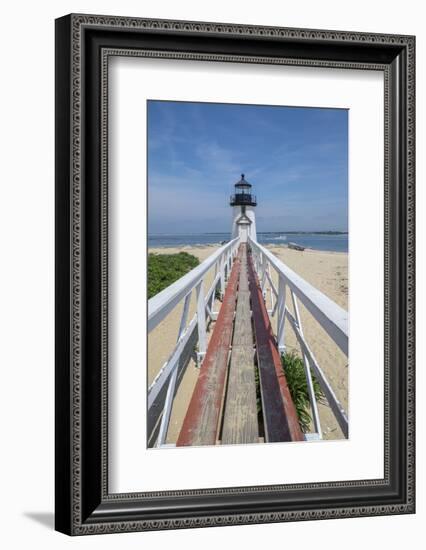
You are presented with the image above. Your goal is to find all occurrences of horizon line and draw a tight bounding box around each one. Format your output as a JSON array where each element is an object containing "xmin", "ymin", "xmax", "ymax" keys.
[{"xmin": 149, "ymin": 230, "xmax": 349, "ymax": 236}]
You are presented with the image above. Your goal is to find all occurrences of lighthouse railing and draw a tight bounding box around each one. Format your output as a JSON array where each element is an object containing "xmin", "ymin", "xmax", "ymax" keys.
[
  {"xmin": 148, "ymin": 237, "xmax": 240, "ymax": 447},
  {"xmin": 248, "ymin": 236, "xmax": 349, "ymax": 439}
]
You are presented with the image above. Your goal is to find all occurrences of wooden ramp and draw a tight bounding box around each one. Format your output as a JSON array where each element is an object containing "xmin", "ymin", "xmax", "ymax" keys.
[{"xmin": 177, "ymin": 243, "xmax": 303, "ymax": 447}]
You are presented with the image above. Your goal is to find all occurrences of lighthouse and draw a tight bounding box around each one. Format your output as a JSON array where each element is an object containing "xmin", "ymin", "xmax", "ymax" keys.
[{"xmin": 230, "ymin": 174, "xmax": 257, "ymax": 243}]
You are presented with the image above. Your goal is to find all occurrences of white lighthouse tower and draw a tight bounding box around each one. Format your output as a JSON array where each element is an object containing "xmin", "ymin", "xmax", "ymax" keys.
[{"xmin": 230, "ymin": 174, "xmax": 257, "ymax": 243}]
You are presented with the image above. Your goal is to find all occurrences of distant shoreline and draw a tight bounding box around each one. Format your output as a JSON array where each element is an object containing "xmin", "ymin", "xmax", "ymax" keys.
[
  {"xmin": 150, "ymin": 231, "xmax": 348, "ymax": 236},
  {"xmin": 148, "ymin": 231, "xmax": 348, "ymax": 253},
  {"xmin": 148, "ymin": 243, "xmax": 348, "ymax": 255},
  {"xmin": 205, "ymin": 231, "xmax": 348, "ymax": 236}
]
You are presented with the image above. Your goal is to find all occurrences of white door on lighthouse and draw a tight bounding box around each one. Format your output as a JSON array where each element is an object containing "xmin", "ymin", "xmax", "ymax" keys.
[{"xmin": 240, "ymin": 225, "xmax": 248, "ymax": 243}]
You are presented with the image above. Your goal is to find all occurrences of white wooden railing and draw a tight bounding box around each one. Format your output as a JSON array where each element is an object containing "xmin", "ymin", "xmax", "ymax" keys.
[
  {"xmin": 148, "ymin": 237, "xmax": 240, "ymax": 446},
  {"xmin": 248, "ymin": 236, "xmax": 349, "ymax": 439}
]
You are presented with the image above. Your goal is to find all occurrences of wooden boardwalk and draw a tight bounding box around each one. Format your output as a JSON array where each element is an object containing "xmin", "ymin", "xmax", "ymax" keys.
[
  {"xmin": 221, "ymin": 246, "xmax": 258, "ymax": 444},
  {"xmin": 177, "ymin": 243, "xmax": 303, "ymax": 446}
]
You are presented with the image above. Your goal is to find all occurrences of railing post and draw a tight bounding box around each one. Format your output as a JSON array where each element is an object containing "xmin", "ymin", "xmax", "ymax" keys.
[
  {"xmin": 219, "ymin": 253, "xmax": 225, "ymax": 299},
  {"xmin": 277, "ymin": 275, "xmax": 287, "ymax": 354},
  {"xmin": 252, "ymin": 242, "xmax": 257, "ymax": 271},
  {"xmin": 208, "ymin": 260, "xmax": 220, "ymax": 320},
  {"xmin": 196, "ymin": 279, "xmax": 207, "ymax": 366},
  {"xmin": 291, "ymin": 291, "xmax": 322, "ymax": 438},
  {"xmin": 156, "ymin": 291, "xmax": 191, "ymax": 447},
  {"xmin": 226, "ymin": 249, "xmax": 231, "ymax": 280},
  {"xmin": 261, "ymin": 259, "xmax": 268, "ymax": 300},
  {"xmin": 268, "ymin": 263, "xmax": 274, "ymax": 313},
  {"xmin": 209, "ymin": 278, "xmax": 216, "ymax": 313}
]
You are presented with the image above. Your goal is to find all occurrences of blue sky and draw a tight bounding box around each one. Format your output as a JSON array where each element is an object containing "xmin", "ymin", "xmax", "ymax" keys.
[{"xmin": 147, "ymin": 101, "xmax": 348, "ymax": 234}]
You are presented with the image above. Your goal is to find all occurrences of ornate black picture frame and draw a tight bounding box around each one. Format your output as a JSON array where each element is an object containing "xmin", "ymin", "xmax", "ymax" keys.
[{"xmin": 55, "ymin": 14, "xmax": 415, "ymax": 535}]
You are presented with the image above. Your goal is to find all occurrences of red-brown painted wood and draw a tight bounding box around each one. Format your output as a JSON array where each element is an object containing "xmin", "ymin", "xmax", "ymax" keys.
[
  {"xmin": 247, "ymin": 251, "xmax": 304, "ymax": 442},
  {"xmin": 176, "ymin": 246, "xmax": 243, "ymax": 446}
]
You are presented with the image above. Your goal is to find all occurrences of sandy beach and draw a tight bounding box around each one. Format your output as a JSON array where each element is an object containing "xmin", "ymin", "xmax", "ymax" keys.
[{"xmin": 148, "ymin": 243, "xmax": 348, "ymax": 443}]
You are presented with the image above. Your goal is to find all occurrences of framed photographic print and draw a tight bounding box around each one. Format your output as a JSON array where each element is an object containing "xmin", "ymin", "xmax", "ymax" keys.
[{"xmin": 55, "ymin": 14, "xmax": 415, "ymax": 535}]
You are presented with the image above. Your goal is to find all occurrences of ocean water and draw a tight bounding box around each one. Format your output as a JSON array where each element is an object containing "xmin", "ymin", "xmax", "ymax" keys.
[{"xmin": 148, "ymin": 232, "xmax": 348, "ymax": 253}]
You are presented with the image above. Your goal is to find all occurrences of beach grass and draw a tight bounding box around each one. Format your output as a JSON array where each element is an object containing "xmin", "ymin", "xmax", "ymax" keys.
[
  {"xmin": 148, "ymin": 251, "xmax": 200, "ymax": 299},
  {"xmin": 281, "ymin": 351, "xmax": 324, "ymax": 433}
]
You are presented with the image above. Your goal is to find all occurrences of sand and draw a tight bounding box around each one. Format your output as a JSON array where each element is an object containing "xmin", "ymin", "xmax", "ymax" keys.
[{"xmin": 148, "ymin": 243, "xmax": 348, "ymax": 443}]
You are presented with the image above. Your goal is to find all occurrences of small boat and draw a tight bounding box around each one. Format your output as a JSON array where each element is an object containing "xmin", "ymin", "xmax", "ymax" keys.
[{"xmin": 288, "ymin": 242, "xmax": 305, "ymax": 251}]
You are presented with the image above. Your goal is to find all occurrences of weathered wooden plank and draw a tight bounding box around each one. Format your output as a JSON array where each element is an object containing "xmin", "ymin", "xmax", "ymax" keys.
[
  {"xmin": 232, "ymin": 295, "xmax": 252, "ymax": 345},
  {"xmin": 231, "ymin": 253, "xmax": 253, "ymax": 346},
  {"xmin": 176, "ymin": 247, "xmax": 242, "ymax": 447},
  {"xmin": 222, "ymin": 245, "xmax": 258, "ymax": 444},
  {"xmin": 247, "ymin": 250, "xmax": 304, "ymax": 443},
  {"xmin": 221, "ymin": 347, "xmax": 258, "ymax": 444}
]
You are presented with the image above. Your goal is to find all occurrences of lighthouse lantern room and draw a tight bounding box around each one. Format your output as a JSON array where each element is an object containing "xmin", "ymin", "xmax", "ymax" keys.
[{"xmin": 230, "ymin": 174, "xmax": 257, "ymax": 243}]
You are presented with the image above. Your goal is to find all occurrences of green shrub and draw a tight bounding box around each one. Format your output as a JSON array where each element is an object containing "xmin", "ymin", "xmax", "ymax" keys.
[
  {"xmin": 148, "ymin": 252, "xmax": 199, "ymax": 299},
  {"xmin": 281, "ymin": 351, "xmax": 324, "ymax": 433}
]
